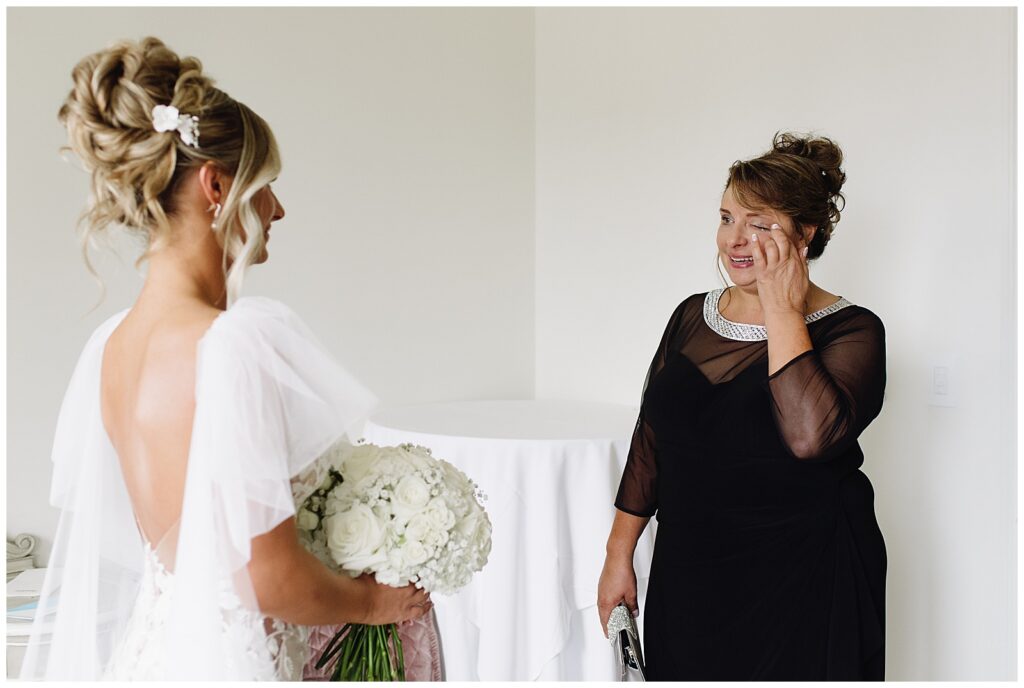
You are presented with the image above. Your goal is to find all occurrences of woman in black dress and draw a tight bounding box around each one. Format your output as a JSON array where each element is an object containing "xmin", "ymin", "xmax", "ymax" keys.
[{"xmin": 597, "ymin": 132, "xmax": 887, "ymax": 681}]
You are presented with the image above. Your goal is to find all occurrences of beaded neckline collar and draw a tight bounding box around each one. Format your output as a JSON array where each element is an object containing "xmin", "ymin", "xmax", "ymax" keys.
[{"xmin": 703, "ymin": 288, "xmax": 854, "ymax": 342}]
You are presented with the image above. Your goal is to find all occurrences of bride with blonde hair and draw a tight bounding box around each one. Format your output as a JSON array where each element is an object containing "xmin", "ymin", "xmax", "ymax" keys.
[{"xmin": 21, "ymin": 36, "xmax": 436, "ymax": 680}]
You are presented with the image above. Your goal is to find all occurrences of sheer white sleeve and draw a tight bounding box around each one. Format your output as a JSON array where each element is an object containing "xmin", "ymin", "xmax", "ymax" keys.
[{"xmin": 168, "ymin": 297, "xmax": 378, "ymax": 678}]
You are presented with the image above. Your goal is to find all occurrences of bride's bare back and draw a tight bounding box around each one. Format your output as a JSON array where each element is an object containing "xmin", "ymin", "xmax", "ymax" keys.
[
  {"xmin": 97, "ymin": 294, "xmax": 429, "ymax": 629},
  {"xmin": 100, "ymin": 300, "xmax": 222, "ymax": 556}
]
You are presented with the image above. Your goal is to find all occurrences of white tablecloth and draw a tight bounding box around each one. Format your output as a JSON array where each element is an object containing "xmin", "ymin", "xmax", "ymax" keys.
[{"xmin": 362, "ymin": 400, "xmax": 656, "ymax": 681}]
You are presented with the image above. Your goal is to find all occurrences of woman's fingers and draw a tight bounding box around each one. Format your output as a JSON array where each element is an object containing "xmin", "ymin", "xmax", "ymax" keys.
[
  {"xmin": 750, "ymin": 232, "xmax": 765, "ymax": 273},
  {"xmin": 762, "ymin": 230, "xmax": 780, "ymax": 267},
  {"xmin": 625, "ymin": 592, "xmax": 639, "ymax": 617},
  {"xmin": 394, "ymin": 584, "xmax": 430, "ymax": 622},
  {"xmin": 769, "ymin": 224, "xmax": 791, "ymax": 262},
  {"xmin": 412, "ymin": 600, "xmax": 433, "ymax": 620},
  {"xmin": 403, "ymin": 584, "xmax": 427, "ymax": 600},
  {"xmin": 401, "ymin": 589, "xmax": 430, "ymax": 622},
  {"xmin": 597, "ymin": 603, "xmax": 611, "ymax": 638},
  {"xmin": 597, "ymin": 594, "xmax": 622, "ymax": 636},
  {"xmin": 597, "ymin": 593, "xmax": 637, "ymax": 635}
]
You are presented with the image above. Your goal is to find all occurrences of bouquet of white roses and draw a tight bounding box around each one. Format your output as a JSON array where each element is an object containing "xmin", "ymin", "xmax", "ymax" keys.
[{"xmin": 297, "ymin": 441, "xmax": 491, "ymax": 681}]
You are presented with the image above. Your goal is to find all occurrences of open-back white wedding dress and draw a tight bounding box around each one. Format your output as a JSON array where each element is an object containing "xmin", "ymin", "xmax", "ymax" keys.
[{"xmin": 20, "ymin": 297, "xmax": 378, "ymax": 680}]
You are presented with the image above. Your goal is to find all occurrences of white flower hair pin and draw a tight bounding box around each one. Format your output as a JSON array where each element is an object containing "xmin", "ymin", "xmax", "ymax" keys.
[{"xmin": 151, "ymin": 104, "xmax": 200, "ymax": 148}]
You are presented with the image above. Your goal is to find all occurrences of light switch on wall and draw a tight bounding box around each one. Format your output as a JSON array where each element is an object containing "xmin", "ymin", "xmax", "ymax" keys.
[{"xmin": 928, "ymin": 362, "xmax": 956, "ymax": 407}]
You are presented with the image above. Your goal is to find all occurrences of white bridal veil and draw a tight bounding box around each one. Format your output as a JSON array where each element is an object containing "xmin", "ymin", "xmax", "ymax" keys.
[{"xmin": 19, "ymin": 297, "xmax": 378, "ymax": 679}]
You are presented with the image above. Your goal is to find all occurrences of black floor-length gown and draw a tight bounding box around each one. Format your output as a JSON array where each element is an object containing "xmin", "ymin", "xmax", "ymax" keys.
[{"xmin": 615, "ymin": 288, "xmax": 887, "ymax": 681}]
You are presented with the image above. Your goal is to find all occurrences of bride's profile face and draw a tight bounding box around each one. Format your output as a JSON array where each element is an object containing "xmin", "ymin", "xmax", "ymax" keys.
[{"xmin": 250, "ymin": 184, "xmax": 285, "ymax": 263}]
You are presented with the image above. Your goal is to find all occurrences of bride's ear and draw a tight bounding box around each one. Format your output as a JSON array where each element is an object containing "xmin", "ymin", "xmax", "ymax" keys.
[{"xmin": 198, "ymin": 161, "xmax": 231, "ymax": 208}]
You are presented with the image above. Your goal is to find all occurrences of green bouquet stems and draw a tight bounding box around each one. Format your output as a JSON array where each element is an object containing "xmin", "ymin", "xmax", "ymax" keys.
[{"xmin": 315, "ymin": 623, "xmax": 406, "ymax": 682}]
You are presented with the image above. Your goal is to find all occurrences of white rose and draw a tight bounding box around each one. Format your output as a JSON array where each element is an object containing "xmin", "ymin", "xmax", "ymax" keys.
[
  {"xmin": 442, "ymin": 461, "xmax": 472, "ymax": 489},
  {"xmin": 442, "ymin": 490, "xmax": 471, "ymax": 519},
  {"xmin": 296, "ymin": 508, "xmax": 320, "ymax": 531},
  {"xmin": 427, "ymin": 527, "xmax": 449, "ymax": 550},
  {"xmin": 404, "ymin": 513, "xmax": 432, "ymax": 544},
  {"xmin": 456, "ymin": 508, "xmax": 479, "ymax": 538},
  {"xmin": 399, "ymin": 538, "xmax": 432, "ymax": 568},
  {"xmin": 323, "ymin": 504, "xmax": 389, "ymax": 572},
  {"xmin": 403, "ymin": 511, "xmax": 444, "ymax": 547},
  {"xmin": 391, "ymin": 474, "xmax": 431, "ymax": 522},
  {"xmin": 438, "ymin": 463, "xmax": 474, "ymax": 512},
  {"xmin": 457, "ymin": 506, "xmax": 492, "ymax": 555},
  {"xmin": 476, "ymin": 518, "xmax": 493, "ymax": 561},
  {"xmin": 470, "ymin": 509, "xmax": 493, "ymax": 562},
  {"xmin": 423, "ymin": 497, "xmax": 456, "ymax": 532},
  {"xmin": 340, "ymin": 444, "xmax": 384, "ymax": 485}
]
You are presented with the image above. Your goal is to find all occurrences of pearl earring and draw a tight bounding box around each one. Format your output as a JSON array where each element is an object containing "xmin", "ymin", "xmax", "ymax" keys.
[{"xmin": 207, "ymin": 202, "xmax": 222, "ymax": 229}]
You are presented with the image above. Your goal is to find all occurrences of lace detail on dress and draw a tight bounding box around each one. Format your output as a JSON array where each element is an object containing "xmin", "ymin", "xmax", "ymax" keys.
[
  {"xmin": 102, "ymin": 542, "xmax": 173, "ymax": 680},
  {"xmin": 102, "ymin": 540, "xmax": 308, "ymax": 681},
  {"xmin": 102, "ymin": 472, "xmax": 317, "ymax": 681}
]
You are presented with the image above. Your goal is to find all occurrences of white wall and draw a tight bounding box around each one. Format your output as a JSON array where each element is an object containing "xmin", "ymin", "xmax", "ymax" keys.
[
  {"xmin": 6, "ymin": 6, "xmax": 535, "ymax": 561},
  {"xmin": 6, "ymin": 6, "xmax": 1016, "ymax": 682},
  {"xmin": 534, "ymin": 7, "xmax": 1015, "ymax": 681}
]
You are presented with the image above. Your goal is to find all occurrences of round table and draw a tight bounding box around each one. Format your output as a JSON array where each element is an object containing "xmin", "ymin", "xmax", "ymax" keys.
[{"xmin": 361, "ymin": 400, "xmax": 657, "ymax": 681}]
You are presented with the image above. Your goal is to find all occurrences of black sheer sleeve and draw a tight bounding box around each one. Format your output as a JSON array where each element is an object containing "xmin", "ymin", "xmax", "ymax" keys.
[
  {"xmin": 764, "ymin": 308, "xmax": 886, "ymax": 462},
  {"xmin": 614, "ymin": 299, "xmax": 690, "ymax": 516}
]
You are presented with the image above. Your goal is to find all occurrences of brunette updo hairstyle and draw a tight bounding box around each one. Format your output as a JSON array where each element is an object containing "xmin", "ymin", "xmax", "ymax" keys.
[
  {"xmin": 725, "ymin": 131, "xmax": 846, "ymax": 262},
  {"xmin": 58, "ymin": 36, "xmax": 280, "ymax": 304}
]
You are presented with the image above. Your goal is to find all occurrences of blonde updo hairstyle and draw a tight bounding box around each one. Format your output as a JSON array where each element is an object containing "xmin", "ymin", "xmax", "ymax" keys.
[
  {"xmin": 59, "ymin": 36, "xmax": 280, "ymax": 305},
  {"xmin": 717, "ymin": 131, "xmax": 846, "ymax": 287}
]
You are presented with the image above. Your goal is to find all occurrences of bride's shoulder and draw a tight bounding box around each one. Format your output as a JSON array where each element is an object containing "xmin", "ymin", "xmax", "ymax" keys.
[
  {"xmin": 199, "ymin": 297, "xmax": 336, "ymax": 375},
  {"xmin": 72, "ymin": 308, "xmax": 132, "ymax": 362},
  {"xmin": 90, "ymin": 307, "xmax": 132, "ymax": 339},
  {"xmin": 218, "ymin": 296, "xmax": 303, "ymax": 325},
  {"xmin": 205, "ymin": 297, "xmax": 316, "ymax": 343}
]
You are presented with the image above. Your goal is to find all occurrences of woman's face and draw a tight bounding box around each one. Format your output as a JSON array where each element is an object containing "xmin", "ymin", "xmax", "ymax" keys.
[
  {"xmin": 251, "ymin": 183, "xmax": 285, "ymax": 263},
  {"xmin": 717, "ymin": 185, "xmax": 802, "ymax": 286}
]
